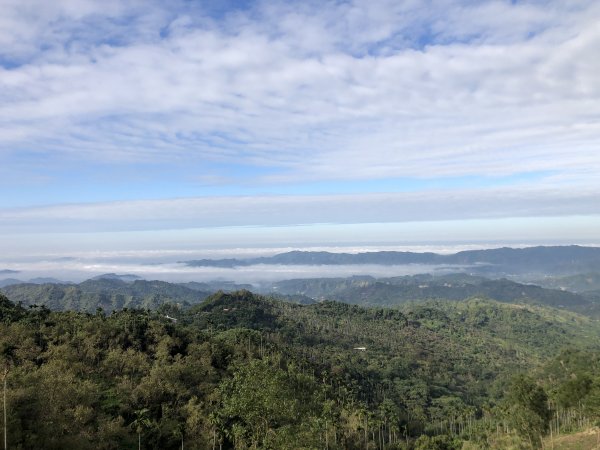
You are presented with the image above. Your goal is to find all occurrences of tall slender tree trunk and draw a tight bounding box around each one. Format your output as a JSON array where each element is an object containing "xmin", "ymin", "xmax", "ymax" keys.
[
  {"xmin": 364, "ymin": 416, "xmax": 368, "ymax": 450},
  {"xmin": 3, "ymin": 368, "xmax": 7, "ymax": 450},
  {"xmin": 138, "ymin": 432, "xmax": 141, "ymax": 450}
]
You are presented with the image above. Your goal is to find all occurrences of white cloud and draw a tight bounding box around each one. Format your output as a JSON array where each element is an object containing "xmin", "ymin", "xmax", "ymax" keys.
[
  {"xmin": 0, "ymin": 0, "xmax": 599, "ymax": 269},
  {"xmin": 1, "ymin": 182, "xmax": 599, "ymax": 234},
  {"xmin": 0, "ymin": 0, "xmax": 598, "ymax": 183},
  {"xmin": 2, "ymin": 219, "xmax": 600, "ymax": 282}
]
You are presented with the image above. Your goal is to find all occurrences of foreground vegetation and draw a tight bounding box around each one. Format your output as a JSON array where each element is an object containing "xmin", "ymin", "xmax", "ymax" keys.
[{"xmin": 1, "ymin": 290, "xmax": 600, "ymax": 449}]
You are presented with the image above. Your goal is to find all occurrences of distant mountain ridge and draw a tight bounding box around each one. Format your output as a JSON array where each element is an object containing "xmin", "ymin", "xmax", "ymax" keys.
[
  {"xmin": 0, "ymin": 278, "xmax": 23, "ymax": 288},
  {"xmin": 0, "ymin": 269, "xmax": 19, "ymax": 275},
  {"xmin": 91, "ymin": 273, "xmax": 143, "ymax": 282},
  {"xmin": 2, "ymin": 269, "xmax": 598, "ymax": 316},
  {"xmin": 182, "ymin": 245, "xmax": 600, "ymax": 275},
  {"xmin": 0, "ymin": 277, "xmax": 70, "ymax": 288}
]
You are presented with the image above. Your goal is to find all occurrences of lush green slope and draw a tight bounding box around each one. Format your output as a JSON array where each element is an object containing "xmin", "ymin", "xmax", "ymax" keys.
[
  {"xmin": 2, "ymin": 290, "xmax": 600, "ymax": 449},
  {"xmin": 193, "ymin": 292, "xmax": 600, "ymax": 382},
  {"xmin": 189, "ymin": 291, "xmax": 600, "ymax": 446},
  {"xmin": 267, "ymin": 274, "xmax": 597, "ymax": 314},
  {"xmin": 4, "ymin": 271, "xmax": 598, "ymax": 318},
  {"xmin": 1, "ymin": 279, "xmax": 211, "ymax": 313}
]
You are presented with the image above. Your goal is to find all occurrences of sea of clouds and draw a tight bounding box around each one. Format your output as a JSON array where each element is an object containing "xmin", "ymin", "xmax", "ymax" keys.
[{"xmin": 2, "ymin": 242, "xmax": 598, "ymax": 284}]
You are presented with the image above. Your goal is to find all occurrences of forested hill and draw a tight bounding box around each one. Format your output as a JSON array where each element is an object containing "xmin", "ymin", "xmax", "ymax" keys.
[
  {"xmin": 268, "ymin": 273, "xmax": 599, "ymax": 315},
  {"xmin": 3, "ymin": 271, "xmax": 599, "ymax": 316},
  {"xmin": 0, "ymin": 278, "xmax": 211, "ymax": 313},
  {"xmin": 534, "ymin": 271, "xmax": 600, "ymax": 293},
  {"xmin": 189, "ymin": 290, "xmax": 600, "ymax": 362},
  {"xmin": 2, "ymin": 290, "xmax": 600, "ymax": 449},
  {"xmin": 183, "ymin": 245, "xmax": 600, "ymax": 275}
]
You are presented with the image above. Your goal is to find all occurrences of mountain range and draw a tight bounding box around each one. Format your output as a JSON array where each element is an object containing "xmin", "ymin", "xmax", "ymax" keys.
[
  {"xmin": 2, "ymin": 271, "xmax": 599, "ymax": 316},
  {"xmin": 182, "ymin": 245, "xmax": 600, "ymax": 277}
]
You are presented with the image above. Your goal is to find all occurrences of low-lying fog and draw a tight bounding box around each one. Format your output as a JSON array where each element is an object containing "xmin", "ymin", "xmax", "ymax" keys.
[
  {"xmin": 0, "ymin": 260, "xmax": 476, "ymax": 285},
  {"xmin": 0, "ymin": 244, "xmax": 493, "ymax": 285}
]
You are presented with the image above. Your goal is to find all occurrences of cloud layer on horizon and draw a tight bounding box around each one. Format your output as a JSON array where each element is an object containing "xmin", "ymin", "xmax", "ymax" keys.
[{"xmin": 2, "ymin": 184, "xmax": 600, "ymax": 233}]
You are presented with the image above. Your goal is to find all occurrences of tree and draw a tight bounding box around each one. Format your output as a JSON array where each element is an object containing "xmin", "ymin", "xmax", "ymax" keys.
[
  {"xmin": 2, "ymin": 366, "xmax": 7, "ymax": 450},
  {"xmin": 130, "ymin": 408, "xmax": 151, "ymax": 450},
  {"xmin": 0, "ymin": 342, "xmax": 16, "ymax": 450},
  {"xmin": 217, "ymin": 359, "xmax": 322, "ymax": 449},
  {"xmin": 556, "ymin": 374, "xmax": 592, "ymax": 409},
  {"xmin": 414, "ymin": 434, "xmax": 462, "ymax": 450},
  {"xmin": 503, "ymin": 375, "xmax": 551, "ymax": 448}
]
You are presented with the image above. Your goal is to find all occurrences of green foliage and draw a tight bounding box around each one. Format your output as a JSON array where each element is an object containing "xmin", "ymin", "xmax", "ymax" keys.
[
  {"xmin": 268, "ymin": 274, "xmax": 593, "ymax": 312},
  {"xmin": 1, "ymin": 280, "xmax": 210, "ymax": 313},
  {"xmin": 502, "ymin": 375, "xmax": 552, "ymax": 448},
  {"xmin": 555, "ymin": 375, "xmax": 592, "ymax": 408},
  {"xmin": 0, "ymin": 293, "xmax": 25, "ymax": 322},
  {"xmin": 0, "ymin": 290, "xmax": 599, "ymax": 448},
  {"xmin": 217, "ymin": 358, "xmax": 323, "ymax": 448},
  {"xmin": 414, "ymin": 434, "xmax": 462, "ymax": 450}
]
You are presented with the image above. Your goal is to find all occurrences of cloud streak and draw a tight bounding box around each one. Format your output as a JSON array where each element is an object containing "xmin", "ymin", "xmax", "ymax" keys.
[{"xmin": 1, "ymin": 184, "xmax": 599, "ymax": 233}]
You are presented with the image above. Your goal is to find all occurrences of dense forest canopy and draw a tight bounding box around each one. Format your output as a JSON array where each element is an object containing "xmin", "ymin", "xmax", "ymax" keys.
[{"xmin": 2, "ymin": 288, "xmax": 600, "ymax": 449}]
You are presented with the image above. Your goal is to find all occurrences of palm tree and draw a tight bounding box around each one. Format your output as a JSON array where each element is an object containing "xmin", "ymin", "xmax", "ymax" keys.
[
  {"xmin": 1, "ymin": 343, "xmax": 16, "ymax": 450},
  {"xmin": 130, "ymin": 408, "xmax": 151, "ymax": 450}
]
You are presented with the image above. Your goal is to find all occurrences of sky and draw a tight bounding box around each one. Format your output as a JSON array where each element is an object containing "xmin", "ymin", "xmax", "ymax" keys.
[{"xmin": 1, "ymin": 0, "xmax": 600, "ymax": 266}]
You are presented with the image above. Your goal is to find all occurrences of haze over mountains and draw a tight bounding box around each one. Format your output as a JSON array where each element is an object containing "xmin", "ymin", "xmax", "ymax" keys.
[
  {"xmin": 2, "ymin": 244, "xmax": 600, "ymax": 285},
  {"xmin": 3, "ymin": 246, "xmax": 600, "ymax": 317}
]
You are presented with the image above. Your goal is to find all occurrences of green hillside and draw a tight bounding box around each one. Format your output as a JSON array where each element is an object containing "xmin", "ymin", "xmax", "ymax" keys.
[
  {"xmin": 2, "ymin": 290, "xmax": 600, "ymax": 449},
  {"xmin": 268, "ymin": 274, "xmax": 598, "ymax": 315},
  {"xmin": 1, "ymin": 279, "xmax": 211, "ymax": 313},
  {"xmin": 534, "ymin": 272, "xmax": 600, "ymax": 293}
]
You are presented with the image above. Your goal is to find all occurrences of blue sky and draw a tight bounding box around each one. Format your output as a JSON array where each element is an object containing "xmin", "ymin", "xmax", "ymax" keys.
[{"xmin": 1, "ymin": 0, "xmax": 600, "ymax": 256}]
